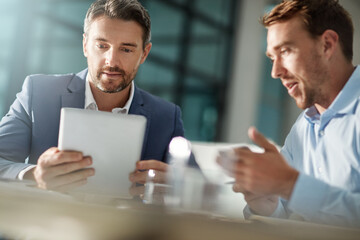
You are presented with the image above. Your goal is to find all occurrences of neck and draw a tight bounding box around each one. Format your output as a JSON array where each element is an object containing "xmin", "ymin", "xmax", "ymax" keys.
[
  {"xmin": 89, "ymin": 83, "xmax": 132, "ymax": 112},
  {"xmin": 315, "ymin": 62, "xmax": 355, "ymax": 114}
]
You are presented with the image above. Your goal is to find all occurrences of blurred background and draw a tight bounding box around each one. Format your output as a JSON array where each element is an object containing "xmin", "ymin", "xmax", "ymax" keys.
[{"xmin": 0, "ymin": 0, "xmax": 359, "ymax": 146}]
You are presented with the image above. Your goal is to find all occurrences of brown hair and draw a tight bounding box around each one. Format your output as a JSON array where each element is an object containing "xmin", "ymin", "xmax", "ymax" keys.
[
  {"xmin": 84, "ymin": 0, "xmax": 151, "ymax": 49},
  {"xmin": 262, "ymin": 0, "xmax": 354, "ymax": 61}
]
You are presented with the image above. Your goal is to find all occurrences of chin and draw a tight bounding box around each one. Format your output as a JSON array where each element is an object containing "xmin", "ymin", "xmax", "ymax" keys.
[
  {"xmin": 100, "ymin": 83, "xmax": 128, "ymax": 93},
  {"xmin": 296, "ymin": 101, "xmax": 312, "ymax": 110}
]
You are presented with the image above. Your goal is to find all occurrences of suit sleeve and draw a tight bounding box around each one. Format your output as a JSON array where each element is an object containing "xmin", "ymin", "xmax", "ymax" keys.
[{"xmin": 0, "ymin": 76, "xmax": 34, "ymax": 179}]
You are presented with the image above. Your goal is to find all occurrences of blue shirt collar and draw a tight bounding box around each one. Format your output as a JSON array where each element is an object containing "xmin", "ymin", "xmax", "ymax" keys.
[{"xmin": 304, "ymin": 65, "xmax": 360, "ymax": 124}]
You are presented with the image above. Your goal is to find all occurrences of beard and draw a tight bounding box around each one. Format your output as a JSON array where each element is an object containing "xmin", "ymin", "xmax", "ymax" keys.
[
  {"xmin": 291, "ymin": 51, "xmax": 329, "ymax": 110},
  {"xmin": 91, "ymin": 66, "xmax": 137, "ymax": 94}
]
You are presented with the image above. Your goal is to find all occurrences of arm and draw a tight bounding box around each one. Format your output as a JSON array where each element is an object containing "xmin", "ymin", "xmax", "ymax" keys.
[
  {"xmin": 0, "ymin": 76, "xmax": 34, "ymax": 178},
  {"xmin": 219, "ymin": 127, "xmax": 360, "ymax": 227},
  {"xmin": 288, "ymin": 173, "xmax": 360, "ymax": 227}
]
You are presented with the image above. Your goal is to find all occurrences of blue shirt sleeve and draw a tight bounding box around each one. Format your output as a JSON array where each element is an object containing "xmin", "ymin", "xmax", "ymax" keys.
[{"xmin": 288, "ymin": 173, "xmax": 360, "ymax": 227}]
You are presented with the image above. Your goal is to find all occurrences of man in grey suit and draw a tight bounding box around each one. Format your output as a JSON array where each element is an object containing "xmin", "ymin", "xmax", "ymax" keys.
[{"xmin": 0, "ymin": 0, "xmax": 186, "ymax": 192}]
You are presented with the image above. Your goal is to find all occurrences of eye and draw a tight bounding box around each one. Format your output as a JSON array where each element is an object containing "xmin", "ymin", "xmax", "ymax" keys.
[
  {"xmin": 267, "ymin": 55, "xmax": 274, "ymax": 64},
  {"xmin": 280, "ymin": 48, "xmax": 290, "ymax": 56},
  {"xmin": 96, "ymin": 43, "xmax": 108, "ymax": 49},
  {"xmin": 121, "ymin": 48, "xmax": 132, "ymax": 53}
]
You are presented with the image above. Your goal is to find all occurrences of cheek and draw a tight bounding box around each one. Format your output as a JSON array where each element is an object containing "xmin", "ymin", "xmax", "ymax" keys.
[
  {"xmin": 124, "ymin": 56, "xmax": 142, "ymax": 70},
  {"xmin": 282, "ymin": 56, "xmax": 298, "ymax": 71},
  {"xmin": 88, "ymin": 53, "xmax": 104, "ymax": 65}
]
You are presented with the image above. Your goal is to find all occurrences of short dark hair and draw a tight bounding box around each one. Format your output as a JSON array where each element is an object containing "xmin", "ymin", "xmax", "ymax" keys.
[
  {"xmin": 262, "ymin": 0, "xmax": 354, "ymax": 61},
  {"xmin": 84, "ymin": 0, "xmax": 151, "ymax": 48}
]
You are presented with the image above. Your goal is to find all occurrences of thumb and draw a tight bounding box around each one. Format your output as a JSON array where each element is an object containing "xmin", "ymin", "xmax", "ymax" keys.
[{"xmin": 248, "ymin": 127, "xmax": 277, "ymax": 152}]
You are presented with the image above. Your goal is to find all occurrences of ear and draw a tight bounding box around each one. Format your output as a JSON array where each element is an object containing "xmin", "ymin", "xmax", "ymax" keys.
[
  {"xmin": 321, "ymin": 30, "xmax": 339, "ymax": 59},
  {"xmin": 83, "ymin": 33, "xmax": 88, "ymax": 58},
  {"xmin": 140, "ymin": 42, "xmax": 152, "ymax": 64}
]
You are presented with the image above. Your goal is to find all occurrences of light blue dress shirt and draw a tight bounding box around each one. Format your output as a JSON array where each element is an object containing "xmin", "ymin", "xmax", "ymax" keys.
[{"xmin": 280, "ymin": 65, "xmax": 360, "ymax": 227}]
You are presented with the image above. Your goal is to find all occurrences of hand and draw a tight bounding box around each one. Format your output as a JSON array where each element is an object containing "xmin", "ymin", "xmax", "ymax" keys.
[
  {"xmin": 128, "ymin": 160, "xmax": 168, "ymax": 198},
  {"xmin": 129, "ymin": 160, "xmax": 168, "ymax": 184},
  {"xmin": 24, "ymin": 147, "xmax": 95, "ymax": 192},
  {"xmin": 237, "ymin": 189, "xmax": 279, "ymax": 216},
  {"xmin": 244, "ymin": 193, "xmax": 279, "ymax": 216},
  {"xmin": 218, "ymin": 127, "xmax": 299, "ymax": 200}
]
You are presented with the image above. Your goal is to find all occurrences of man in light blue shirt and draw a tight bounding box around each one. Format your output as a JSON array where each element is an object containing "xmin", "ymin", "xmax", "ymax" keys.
[{"xmin": 218, "ymin": 0, "xmax": 360, "ymax": 227}]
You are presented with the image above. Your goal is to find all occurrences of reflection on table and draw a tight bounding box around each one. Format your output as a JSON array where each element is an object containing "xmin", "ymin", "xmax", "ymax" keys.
[{"xmin": 0, "ymin": 178, "xmax": 359, "ymax": 240}]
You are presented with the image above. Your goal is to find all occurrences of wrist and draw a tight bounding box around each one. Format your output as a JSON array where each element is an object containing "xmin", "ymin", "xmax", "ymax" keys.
[
  {"xmin": 22, "ymin": 167, "xmax": 36, "ymax": 181},
  {"xmin": 280, "ymin": 168, "xmax": 299, "ymax": 200}
]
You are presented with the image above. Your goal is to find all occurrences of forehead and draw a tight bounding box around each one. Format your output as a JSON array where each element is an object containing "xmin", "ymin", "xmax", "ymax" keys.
[
  {"xmin": 87, "ymin": 16, "xmax": 143, "ymax": 44},
  {"xmin": 266, "ymin": 16, "xmax": 309, "ymax": 53}
]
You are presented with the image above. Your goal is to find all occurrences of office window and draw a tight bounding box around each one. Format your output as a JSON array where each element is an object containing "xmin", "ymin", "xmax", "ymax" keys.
[
  {"xmin": 0, "ymin": 0, "xmax": 238, "ymax": 142},
  {"xmin": 139, "ymin": 0, "xmax": 238, "ymax": 141}
]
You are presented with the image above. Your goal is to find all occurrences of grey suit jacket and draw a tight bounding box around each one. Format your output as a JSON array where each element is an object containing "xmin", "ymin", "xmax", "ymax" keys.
[{"xmin": 0, "ymin": 69, "xmax": 186, "ymax": 179}]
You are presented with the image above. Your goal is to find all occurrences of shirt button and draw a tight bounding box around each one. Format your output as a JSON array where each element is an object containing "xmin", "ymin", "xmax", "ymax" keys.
[
  {"xmin": 319, "ymin": 130, "xmax": 325, "ymax": 136},
  {"xmin": 318, "ymin": 167, "xmax": 323, "ymax": 173}
]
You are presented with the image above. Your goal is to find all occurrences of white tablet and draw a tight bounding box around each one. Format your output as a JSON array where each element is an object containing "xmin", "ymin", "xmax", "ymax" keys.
[{"xmin": 58, "ymin": 108, "xmax": 147, "ymax": 198}]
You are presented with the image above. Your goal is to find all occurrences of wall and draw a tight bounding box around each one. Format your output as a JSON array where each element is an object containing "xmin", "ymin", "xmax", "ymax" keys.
[{"xmin": 222, "ymin": 0, "xmax": 268, "ymax": 144}]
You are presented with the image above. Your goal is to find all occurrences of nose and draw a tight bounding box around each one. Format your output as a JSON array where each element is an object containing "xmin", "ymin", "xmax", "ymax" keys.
[
  {"xmin": 271, "ymin": 58, "xmax": 286, "ymax": 79},
  {"xmin": 105, "ymin": 48, "xmax": 121, "ymax": 67}
]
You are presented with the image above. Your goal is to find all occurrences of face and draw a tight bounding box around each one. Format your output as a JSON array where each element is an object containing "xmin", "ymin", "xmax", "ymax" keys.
[
  {"xmin": 83, "ymin": 16, "xmax": 151, "ymax": 93},
  {"xmin": 266, "ymin": 16, "xmax": 330, "ymax": 110}
]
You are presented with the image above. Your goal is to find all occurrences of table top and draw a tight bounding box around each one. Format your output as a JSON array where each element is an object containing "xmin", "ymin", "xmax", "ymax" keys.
[{"xmin": 0, "ymin": 179, "xmax": 359, "ymax": 240}]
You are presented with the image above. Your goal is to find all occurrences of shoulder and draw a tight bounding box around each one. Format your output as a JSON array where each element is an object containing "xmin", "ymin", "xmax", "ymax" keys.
[
  {"xmin": 22, "ymin": 69, "xmax": 86, "ymax": 93},
  {"xmin": 25, "ymin": 72, "xmax": 76, "ymax": 86}
]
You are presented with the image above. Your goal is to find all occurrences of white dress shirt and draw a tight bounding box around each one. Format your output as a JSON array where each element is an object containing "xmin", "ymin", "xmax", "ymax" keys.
[{"xmin": 85, "ymin": 74, "xmax": 135, "ymax": 114}]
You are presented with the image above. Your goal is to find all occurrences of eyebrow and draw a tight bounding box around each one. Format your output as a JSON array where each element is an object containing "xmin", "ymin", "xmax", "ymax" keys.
[{"xmin": 95, "ymin": 37, "xmax": 138, "ymax": 48}]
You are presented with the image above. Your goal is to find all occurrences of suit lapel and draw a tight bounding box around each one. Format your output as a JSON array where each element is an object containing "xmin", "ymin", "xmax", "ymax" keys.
[
  {"xmin": 61, "ymin": 69, "xmax": 87, "ymax": 109},
  {"xmin": 129, "ymin": 86, "xmax": 151, "ymax": 159}
]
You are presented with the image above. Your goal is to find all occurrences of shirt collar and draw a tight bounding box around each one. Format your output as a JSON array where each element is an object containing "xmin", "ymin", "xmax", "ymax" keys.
[
  {"xmin": 304, "ymin": 65, "xmax": 360, "ymax": 124},
  {"xmin": 327, "ymin": 65, "xmax": 360, "ymax": 115},
  {"xmin": 84, "ymin": 73, "xmax": 135, "ymax": 114}
]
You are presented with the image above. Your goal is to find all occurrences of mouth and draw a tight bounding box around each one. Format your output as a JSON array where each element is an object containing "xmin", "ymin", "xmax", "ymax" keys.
[
  {"xmin": 284, "ymin": 81, "xmax": 298, "ymax": 95},
  {"xmin": 101, "ymin": 72, "xmax": 123, "ymax": 78}
]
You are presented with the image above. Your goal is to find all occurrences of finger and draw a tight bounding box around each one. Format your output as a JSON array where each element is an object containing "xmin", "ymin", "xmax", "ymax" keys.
[
  {"xmin": 129, "ymin": 171, "xmax": 148, "ymax": 184},
  {"xmin": 233, "ymin": 182, "xmax": 247, "ymax": 193},
  {"xmin": 248, "ymin": 127, "xmax": 277, "ymax": 152},
  {"xmin": 42, "ymin": 157, "xmax": 93, "ymax": 179},
  {"xmin": 39, "ymin": 149, "xmax": 84, "ymax": 168},
  {"xmin": 233, "ymin": 147, "xmax": 252, "ymax": 156},
  {"xmin": 136, "ymin": 160, "xmax": 168, "ymax": 172},
  {"xmin": 129, "ymin": 169, "xmax": 167, "ymax": 184},
  {"xmin": 41, "ymin": 168, "xmax": 95, "ymax": 189},
  {"xmin": 152, "ymin": 170, "xmax": 167, "ymax": 184}
]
